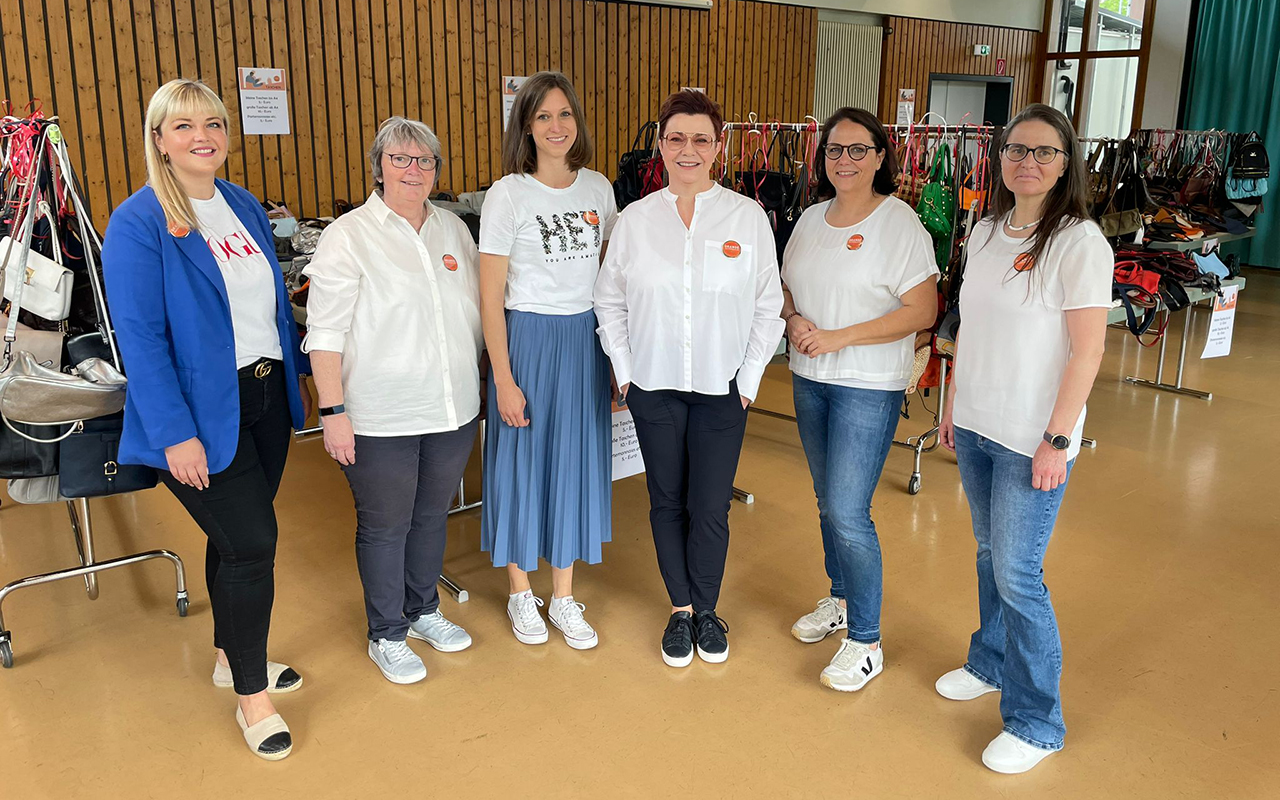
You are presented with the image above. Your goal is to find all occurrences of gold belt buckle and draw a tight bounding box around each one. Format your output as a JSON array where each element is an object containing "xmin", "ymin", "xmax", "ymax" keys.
[{"xmin": 254, "ymin": 361, "xmax": 272, "ymax": 379}]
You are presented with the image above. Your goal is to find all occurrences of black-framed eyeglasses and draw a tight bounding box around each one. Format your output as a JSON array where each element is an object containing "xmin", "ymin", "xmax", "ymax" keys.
[
  {"xmin": 1000, "ymin": 143, "xmax": 1068, "ymax": 165},
  {"xmin": 660, "ymin": 132, "xmax": 718, "ymax": 151},
  {"xmin": 824, "ymin": 143, "xmax": 880, "ymax": 162},
  {"xmin": 386, "ymin": 153, "xmax": 441, "ymax": 171}
]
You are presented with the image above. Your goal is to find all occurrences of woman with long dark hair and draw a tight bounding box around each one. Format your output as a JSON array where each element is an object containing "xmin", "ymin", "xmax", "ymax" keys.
[
  {"xmin": 937, "ymin": 103, "xmax": 1111, "ymax": 773},
  {"xmin": 780, "ymin": 107, "xmax": 938, "ymax": 691},
  {"xmin": 478, "ymin": 72, "xmax": 617, "ymax": 650}
]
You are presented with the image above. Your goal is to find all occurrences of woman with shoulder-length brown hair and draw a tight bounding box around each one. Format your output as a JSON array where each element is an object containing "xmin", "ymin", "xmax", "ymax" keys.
[
  {"xmin": 937, "ymin": 103, "xmax": 1111, "ymax": 774},
  {"xmin": 477, "ymin": 71, "xmax": 618, "ymax": 651}
]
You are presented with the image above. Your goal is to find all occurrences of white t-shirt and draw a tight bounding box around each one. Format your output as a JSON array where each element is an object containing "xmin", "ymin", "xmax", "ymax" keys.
[
  {"xmin": 953, "ymin": 216, "xmax": 1113, "ymax": 460},
  {"xmin": 479, "ymin": 169, "xmax": 618, "ymax": 315},
  {"xmin": 782, "ymin": 196, "xmax": 938, "ymax": 391},
  {"xmin": 190, "ymin": 190, "xmax": 283, "ymax": 368}
]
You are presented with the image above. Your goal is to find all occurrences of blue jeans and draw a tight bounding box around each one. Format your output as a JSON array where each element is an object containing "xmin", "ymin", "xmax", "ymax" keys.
[
  {"xmin": 953, "ymin": 426, "xmax": 1074, "ymax": 751},
  {"xmin": 793, "ymin": 376, "xmax": 902, "ymax": 643}
]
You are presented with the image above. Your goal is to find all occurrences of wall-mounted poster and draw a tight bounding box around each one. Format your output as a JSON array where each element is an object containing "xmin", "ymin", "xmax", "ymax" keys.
[{"xmin": 237, "ymin": 68, "xmax": 289, "ymax": 135}]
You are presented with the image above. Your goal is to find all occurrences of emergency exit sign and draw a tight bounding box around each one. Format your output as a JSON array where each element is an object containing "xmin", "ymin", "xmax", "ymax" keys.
[{"xmin": 973, "ymin": 44, "xmax": 991, "ymax": 56}]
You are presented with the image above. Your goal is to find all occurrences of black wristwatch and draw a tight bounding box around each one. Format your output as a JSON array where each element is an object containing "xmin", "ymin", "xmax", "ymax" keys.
[
  {"xmin": 1043, "ymin": 431, "xmax": 1070, "ymax": 451},
  {"xmin": 319, "ymin": 404, "xmax": 346, "ymax": 417}
]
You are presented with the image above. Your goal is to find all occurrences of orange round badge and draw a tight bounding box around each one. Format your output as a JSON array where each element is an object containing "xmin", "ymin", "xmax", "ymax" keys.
[
  {"xmin": 583, "ymin": 211, "xmax": 600, "ymax": 226},
  {"xmin": 1013, "ymin": 253, "xmax": 1035, "ymax": 272},
  {"xmin": 722, "ymin": 240, "xmax": 742, "ymax": 258},
  {"xmin": 442, "ymin": 255, "xmax": 458, "ymax": 272},
  {"xmin": 846, "ymin": 234, "xmax": 864, "ymax": 251}
]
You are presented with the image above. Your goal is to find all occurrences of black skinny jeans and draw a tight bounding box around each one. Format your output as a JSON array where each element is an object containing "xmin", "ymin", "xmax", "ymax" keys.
[
  {"xmin": 626, "ymin": 380, "xmax": 749, "ymax": 613},
  {"xmin": 160, "ymin": 359, "xmax": 292, "ymax": 695}
]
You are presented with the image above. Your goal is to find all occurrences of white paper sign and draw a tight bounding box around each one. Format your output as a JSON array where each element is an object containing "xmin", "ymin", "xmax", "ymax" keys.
[
  {"xmin": 1200, "ymin": 285, "xmax": 1238, "ymax": 359},
  {"xmin": 611, "ymin": 407, "xmax": 645, "ymax": 481},
  {"xmin": 502, "ymin": 76, "xmax": 527, "ymax": 131},
  {"xmin": 237, "ymin": 68, "xmax": 289, "ymax": 134},
  {"xmin": 896, "ymin": 88, "xmax": 916, "ymax": 126}
]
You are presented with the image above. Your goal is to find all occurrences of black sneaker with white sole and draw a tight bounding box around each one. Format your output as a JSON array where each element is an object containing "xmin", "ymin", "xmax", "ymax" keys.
[
  {"xmin": 694, "ymin": 610, "xmax": 729, "ymax": 663},
  {"xmin": 662, "ymin": 611, "xmax": 695, "ymax": 667}
]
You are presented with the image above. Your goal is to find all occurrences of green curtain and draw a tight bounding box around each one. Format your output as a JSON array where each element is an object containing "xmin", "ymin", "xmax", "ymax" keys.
[{"xmin": 1184, "ymin": 0, "xmax": 1280, "ymax": 268}]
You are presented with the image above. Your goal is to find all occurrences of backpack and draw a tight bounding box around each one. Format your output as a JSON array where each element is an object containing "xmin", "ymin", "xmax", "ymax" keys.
[{"xmin": 1226, "ymin": 132, "xmax": 1269, "ymax": 201}]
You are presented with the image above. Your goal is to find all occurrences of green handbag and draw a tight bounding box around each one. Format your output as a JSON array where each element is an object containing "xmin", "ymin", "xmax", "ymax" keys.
[{"xmin": 916, "ymin": 144, "xmax": 955, "ymax": 239}]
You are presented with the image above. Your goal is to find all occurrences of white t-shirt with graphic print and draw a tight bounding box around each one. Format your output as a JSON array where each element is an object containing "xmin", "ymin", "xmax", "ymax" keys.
[
  {"xmin": 479, "ymin": 169, "xmax": 618, "ymax": 315},
  {"xmin": 190, "ymin": 189, "xmax": 283, "ymax": 368}
]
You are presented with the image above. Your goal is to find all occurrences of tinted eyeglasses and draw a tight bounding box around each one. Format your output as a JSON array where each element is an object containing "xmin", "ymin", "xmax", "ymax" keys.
[
  {"xmin": 1000, "ymin": 143, "xmax": 1068, "ymax": 165},
  {"xmin": 386, "ymin": 153, "xmax": 441, "ymax": 172},
  {"xmin": 823, "ymin": 143, "xmax": 880, "ymax": 162},
  {"xmin": 661, "ymin": 132, "xmax": 718, "ymax": 151}
]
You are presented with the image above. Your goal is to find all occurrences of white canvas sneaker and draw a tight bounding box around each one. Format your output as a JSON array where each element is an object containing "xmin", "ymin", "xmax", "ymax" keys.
[
  {"xmin": 507, "ymin": 590, "xmax": 549, "ymax": 645},
  {"xmin": 791, "ymin": 597, "xmax": 847, "ymax": 643},
  {"xmin": 548, "ymin": 595, "xmax": 599, "ymax": 650},
  {"xmin": 982, "ymin": 732, "xmax": 1056, "ymax": 774},
  {"xmin": 819, "ymin": 639, "xmax": 883, "ymax": 692},
  {"xmin": 935, "ymin": 667, "xmax": 1000, "ymax": 701}
]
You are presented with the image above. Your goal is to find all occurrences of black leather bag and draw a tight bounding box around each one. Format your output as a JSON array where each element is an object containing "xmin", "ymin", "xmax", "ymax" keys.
[
  {"xmin": 614, "ymin": 122, "xmax": 662, "ymax": 210},
  {"xmin": 0, "ymin": 421, "xmax": 61, "ymax": 478},
  {"xmin": 57, "ymin": 414, "xmax": 157, "ymax": 498}
]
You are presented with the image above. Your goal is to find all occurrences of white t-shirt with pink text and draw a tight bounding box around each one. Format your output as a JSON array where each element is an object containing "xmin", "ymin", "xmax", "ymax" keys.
[{"xmin": 191, "ymin": 190, "xmax": 283, "ymax": 368}]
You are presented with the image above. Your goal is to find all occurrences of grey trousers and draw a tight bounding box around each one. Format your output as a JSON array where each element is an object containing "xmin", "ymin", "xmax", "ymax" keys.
[{"xmin": 340, "ymin": 418, "xmax": 478, "ymax": 641}]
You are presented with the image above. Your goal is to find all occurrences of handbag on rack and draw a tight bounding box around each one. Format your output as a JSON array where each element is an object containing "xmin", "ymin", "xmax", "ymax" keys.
[
  {"xmin": 1226, "ymin": 132, "xmax": 1269, "ymax": 201},
  {"xmin": 1099, "ymin": 141, "xmax": 1149, "ymax": 238},
  {"xmin": 57, "ymin": 413, "xmax": 157, "ymax": 499},
  {"xmin": 916, "ymin": 144, "xmax": 955, "ymax": 238},
  {"xmin": 0, "ymin": 233, "xmax": 73, "ymax": 321},
  {"xmin": 614, "ymin": 122, "xmax": 662, "ymax": 210},
  {"xmin": 0, "ymin": 353, "xmax": 126, "ymax": 430},
  {"xmin": 6, "ymin": 475, "xmax": 61, "ymax": 504}
]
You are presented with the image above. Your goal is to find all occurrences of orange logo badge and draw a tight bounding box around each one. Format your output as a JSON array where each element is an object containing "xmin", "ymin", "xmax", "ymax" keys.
[
  {"xmin": 442, "ymin": 255, "xmax": 458, "ymax": 271},
  {"xmin": 722, "ymin": 240, "xmax": 742, "ymax": 258},
  {"xmin": 847, "ymin": 234, "xmax": 864, "ymax": 251},
  {"xmin": 1013, "ymin": 253, "xmax": 1035, "ymax": 272},
  {"xmin": 583, "ymin": 211, "xmax": 600, "ymax": 226}
]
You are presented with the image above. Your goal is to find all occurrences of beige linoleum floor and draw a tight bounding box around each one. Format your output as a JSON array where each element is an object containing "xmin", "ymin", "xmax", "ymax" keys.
[{"xmin": 1, "ymin": 270, "xmax": 1277, "ymax": 799}]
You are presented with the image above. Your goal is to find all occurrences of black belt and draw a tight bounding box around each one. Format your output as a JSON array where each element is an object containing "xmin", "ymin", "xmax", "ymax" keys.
[{"xmin": 238, "ymin": 358, "xmax": 282, "ymax": 380}]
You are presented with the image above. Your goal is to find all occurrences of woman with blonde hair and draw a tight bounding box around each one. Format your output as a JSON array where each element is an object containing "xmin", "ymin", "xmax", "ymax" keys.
[{"xmin": 102, "ymin": 79, "xmax": 311, "ymax": 761}]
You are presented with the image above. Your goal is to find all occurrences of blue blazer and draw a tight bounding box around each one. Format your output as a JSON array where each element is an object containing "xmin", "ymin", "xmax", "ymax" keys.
[{"xmin": 101, "ymin": 179, "xmax": 308, "ymax": 473}]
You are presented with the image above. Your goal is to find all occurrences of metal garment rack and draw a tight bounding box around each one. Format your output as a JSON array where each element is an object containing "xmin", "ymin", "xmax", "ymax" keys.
[{"xmin": 0, "ymin": 497, "xmax": 189, "ymax": 668}]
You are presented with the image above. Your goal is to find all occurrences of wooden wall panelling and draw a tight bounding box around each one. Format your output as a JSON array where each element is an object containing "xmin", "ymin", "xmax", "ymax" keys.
[{"xmin": 4, "ymin": 0, "xmax": 818, "ymax": 228}]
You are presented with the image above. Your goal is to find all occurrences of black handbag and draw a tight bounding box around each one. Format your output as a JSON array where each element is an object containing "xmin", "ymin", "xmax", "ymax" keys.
[
  {"xmin": 57, "ymin": 413, "xmax": 157, "ymax": 498},
  {"xmin": 614, "ymin": 122, "xmax": 662, "ymax": 210},
  {"xmin": 0, "ymin": 420, "xmax": 61, "ymax": 478}
]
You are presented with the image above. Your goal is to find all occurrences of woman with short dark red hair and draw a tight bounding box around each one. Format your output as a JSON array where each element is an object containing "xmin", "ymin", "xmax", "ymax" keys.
[{"xmin": 594, "ymin": 90, "xmax": 784, "ymax": 667}]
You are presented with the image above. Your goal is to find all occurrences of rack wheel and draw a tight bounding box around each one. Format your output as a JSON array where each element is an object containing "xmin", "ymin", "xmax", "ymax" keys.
[
  {"xmin": 1, "ymin": 640, "xmax": 12, "ymax": 668},
  {"xmin": 908, "ymin": 475, "xmax": 922, "ymax": 495},
  {"xmin": 177, "ymin": 597, "xmax": 189, "ymax": 617}
]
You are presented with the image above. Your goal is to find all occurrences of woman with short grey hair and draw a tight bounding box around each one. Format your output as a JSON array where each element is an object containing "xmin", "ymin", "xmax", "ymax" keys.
[{"xmin": 303, "ymin": 116, "xmax": 484, "ymax": 684}]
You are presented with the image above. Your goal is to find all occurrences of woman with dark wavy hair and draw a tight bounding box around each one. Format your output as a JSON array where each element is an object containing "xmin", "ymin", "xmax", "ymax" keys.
[
  {"xmin": 936, "ymin": 103, "xmax": 1110, "ymax": 774},
  {"xmin": 780, "ymin": 107, "xmax": 938, "ymax": 691}
]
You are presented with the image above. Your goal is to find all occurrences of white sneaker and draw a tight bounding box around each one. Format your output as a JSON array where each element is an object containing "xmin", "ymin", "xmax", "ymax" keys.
[
  {"xmin": 408, "ymin": 609, "xmax": 473, "ymax": 652},
  {"xmin": 791, "ymin": 597, "xmax": 847, "ymax": 643},
  {"xmin": 819, "ymin": 639, "xmax": 883, "ymax": 692},
  {"xmin": 548, "ymin": 595, "xmax": 599, "ymax": 650},
  {"xmin": 367, "ymin": 639, "xmax": 427, "ymax": 684},
  {"xmin": 507, "ymin": 590, "xmax": 549, "ymax": 645},
  {"xmin": 982, "ymin": 732, "xmax": 1056, "ymax": 774},
  {"xmin": 935, "ymin": 667, "xmax": 1000, "ymax": 701}
]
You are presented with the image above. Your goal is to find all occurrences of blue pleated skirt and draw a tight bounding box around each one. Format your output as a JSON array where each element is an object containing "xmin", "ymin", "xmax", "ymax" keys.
[{"xmin": 481, "ymin": 309, "xmax": 612, "ymax": 571}]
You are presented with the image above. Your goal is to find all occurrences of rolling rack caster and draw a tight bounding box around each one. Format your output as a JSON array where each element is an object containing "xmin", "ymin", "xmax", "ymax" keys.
[{"xmin": 0, "ymin": 497, "xmax": 188, "ymax": 669}]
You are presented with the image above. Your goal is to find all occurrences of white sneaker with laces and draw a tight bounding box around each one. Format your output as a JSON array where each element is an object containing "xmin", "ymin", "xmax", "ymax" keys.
[
  {"xmin": 935, "ymin": 667, "xmax": 1000, "ymax": 701},
  {"xmin": 791, "ymin": 596, "xmax": 847, "ymax": 643},
  {"xmin": 408, "ymin": 609, "xmax": 473, "ymax": 652},
  {"xmin": 982, "ymin": 732, "xmax": 1056, "ymax": 774},
  {"xmin": 367, "ymin": 638, "xmax": 427, "ymax": 684},
  {"xmin": 548, "ymin": 595, "xmax": 599, "ymax": 650},
  {"xmin": 508, "ymin": 590, "xmax": 548, "ymax": 645},
  {"xmin": 819, "ymin": 639, "xmax": 883, "ymax": 692}
]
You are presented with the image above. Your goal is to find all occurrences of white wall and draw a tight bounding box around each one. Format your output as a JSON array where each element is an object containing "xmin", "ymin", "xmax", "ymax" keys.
[
  {"xmin": 1140, "ymin": 0, "xmax": 1192, "ymax": 128},
  {"xmin": 779, "ymin": 0, "xmax": 1043, "ymax": 31}
]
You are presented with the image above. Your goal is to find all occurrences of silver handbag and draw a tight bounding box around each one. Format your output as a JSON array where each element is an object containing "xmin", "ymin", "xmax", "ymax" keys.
[{"xmin": 0, "ymin": 352, "xmax": 126, "ymax": 427}]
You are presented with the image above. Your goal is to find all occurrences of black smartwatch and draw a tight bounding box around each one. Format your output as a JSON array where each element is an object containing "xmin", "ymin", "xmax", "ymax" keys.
[
  {"xmin": 1043, "ymin": 431, "xmax": 1070, "ymax": 451},
  {"xmin": 319, "ymin": 404, "xmax": 346, "ymax": 417}
]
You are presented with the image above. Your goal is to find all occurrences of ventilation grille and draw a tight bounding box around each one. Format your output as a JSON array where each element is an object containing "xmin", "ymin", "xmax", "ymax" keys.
[{"xmin": 814, "ymin": 22, "xmax": 883, "ymax": 122}]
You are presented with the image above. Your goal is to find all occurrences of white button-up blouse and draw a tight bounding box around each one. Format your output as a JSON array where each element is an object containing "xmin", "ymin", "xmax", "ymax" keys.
[
  {"xmin": 593, "ymin": 183, "xmax": 785, "ymax": 401},
  {"xmin": 301, "ymin": 192, "xmax": 483, "ymax": 436}
]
